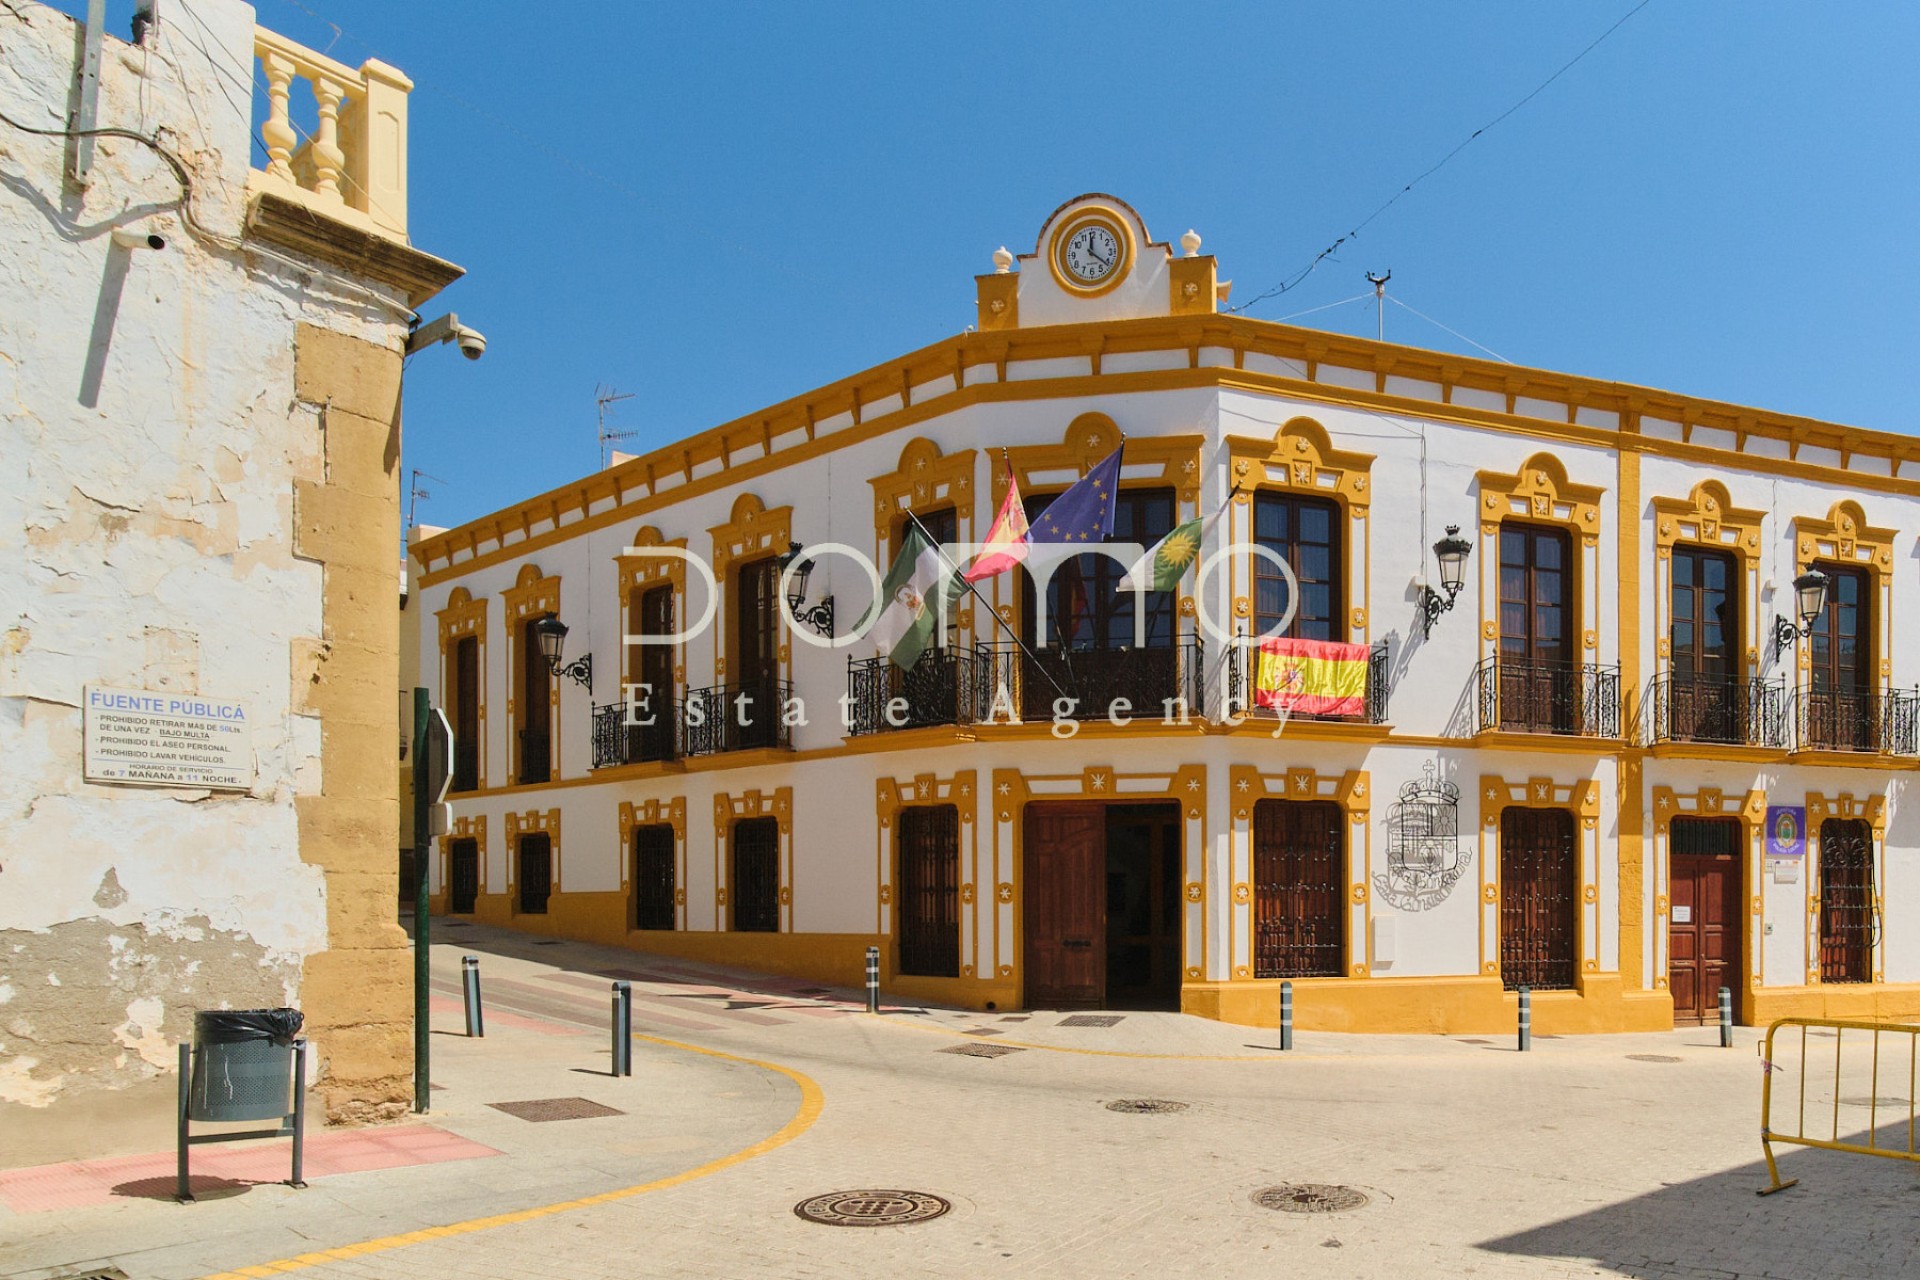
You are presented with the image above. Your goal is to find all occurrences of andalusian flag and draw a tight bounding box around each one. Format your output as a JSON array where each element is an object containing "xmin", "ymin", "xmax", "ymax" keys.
[
  {"xmin": 1119, "ymin": 507, "xmax": 1225, "ymax": 593},
  {"xmin": 962, "ymin": 475, "xmax": 1029, "ymax": 582},
  {"xmin": 864, "ymin": 524, "xmax": 961, "ymax": 670},
  {"xmin": 1253, "ymin": 637, "xmax": 1370, "ymax": 717}
]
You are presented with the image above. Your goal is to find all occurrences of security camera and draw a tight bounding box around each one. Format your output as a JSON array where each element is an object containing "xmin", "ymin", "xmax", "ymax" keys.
[
  {"xmin": 111, "ymin": 227, "xmax": 166, "ymax": 251},
  {"xmin": 407, "ymin": 312, "xmax": 487, "ymax": 362}
]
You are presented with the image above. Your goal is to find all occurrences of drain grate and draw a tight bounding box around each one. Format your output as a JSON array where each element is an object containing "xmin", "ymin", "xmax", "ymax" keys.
[
  {"xmin": 1841, "ymin": 1096, "xmax": 1912, "ymax": 1108},
  {"xmin": 961, "ymin": 1028, "xmax": 1003, "ymax": 1037},
  {"xmin": 1059, "ymin": 1014, "xmax": 1124, "ymax": 1027},
  {"xmin": 941, "ymin": 1042, "xmax": 1023, "ymax": 1059},
  {"xmin": 533, "ymin": 939, "xmax": 563, "ymax": 946},
  {"xmin": 487, "ymin": 1096, "xmax": 626, "ymax": 1122},
  {"xmin": 1106, "ymin": 1099, "xmax": 1189, "ymax": 1114},
  {"xmin": 1626, "ymin": 1054, "xmax": 1683, "ymax": 1064},
  {"xmin": 1252, "ymin": 1184, "xmax": 1370, "ymax": 1214},
  {"xmin": 48, "ymin": 1270, "xmax": 129, "ymax": 1280},
  {"xmin": 1455, "ymin": 1038, "xmax": 1493, "ymax": 1045},
  {"xmin": 794, "ymin": 1189, "xmax": 951, "ymax": 1227}
]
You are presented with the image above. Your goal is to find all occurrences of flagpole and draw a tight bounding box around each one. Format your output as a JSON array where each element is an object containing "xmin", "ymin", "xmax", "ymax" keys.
[{"xmin": 900, "ymin": 505, "xmax": 1072, "ymax": 701}]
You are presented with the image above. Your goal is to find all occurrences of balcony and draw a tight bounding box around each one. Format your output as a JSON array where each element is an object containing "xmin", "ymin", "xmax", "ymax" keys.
[
  {"xmin": 847, "ymin": 648, "xmax": 983, "ymax": 736},
  {"xmin": 591, "ymin": 701, "xmax": 681, "ymax": 769},
  {"xmin": 683, "ymin": 681, "xmax": 793, "ymax": 755},
  {"xmin": 978, "ymin": 639, "xmax": 1206, "ymax": 723},
  {"xmin": 1795, "ymin": 688, "xmax": 1919, "ymax": 755},
  {"xmin": 1225, "ymin": 639, "xmax": 1391, "ymax": 725},
  {"xmin": 1471, "ymin": 658, "xmax": 1620, "ymax": 738},
  {"xmin": 1644, "ymin": 672, "xmax": 1789, "ymax": 749}
]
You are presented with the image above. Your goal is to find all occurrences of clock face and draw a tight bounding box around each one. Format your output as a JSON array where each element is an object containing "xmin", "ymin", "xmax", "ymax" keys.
[{"xmin": 1062, "ymin": 223, "xmax": 1123, "ymax": 286}]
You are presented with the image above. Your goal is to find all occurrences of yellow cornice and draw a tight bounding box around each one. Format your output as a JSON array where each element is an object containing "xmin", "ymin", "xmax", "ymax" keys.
[{"xmin": 413, "ymin": 314, "xmax": 1920, "ymax": 588}]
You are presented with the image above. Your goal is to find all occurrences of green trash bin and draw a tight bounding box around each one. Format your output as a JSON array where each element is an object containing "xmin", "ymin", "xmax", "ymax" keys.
[{"xmin": 188, "ymin": 1008, "xmax": 303, "ymax": 1123}]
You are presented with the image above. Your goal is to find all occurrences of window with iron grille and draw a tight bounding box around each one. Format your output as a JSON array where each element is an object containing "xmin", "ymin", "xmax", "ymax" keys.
[
  {"xmin": 449, "ymin": 837, "xmax": 479, "ymax": 914},
  {"xmin": 1253, "ymin": 492, "xmax": 1342, "ymax": 641},
  {"xmin": 1498, "ymin": 808, "xmax": 1575, "ymax": 990},
  {"xmin": 1252, "ymin": 799, "xmax": 1345, "ymax": 978},
  {"xmin": 633, "ymin": 824, "xmax": 676, "ymax": 931},
  {"xmin": 517, "ymin": 833, "xmax": 552, "ymax": 915},
  {"xmin": 897, "ymin": 806, "xmax": 960, "ymax": 977},
  {"xmin": 731, "ymin": 817, "xmax": 780, "ymax": 933},
  {"xmin": 1819, "ymin": 818, "xmax": 1874, "ymax": 983}
]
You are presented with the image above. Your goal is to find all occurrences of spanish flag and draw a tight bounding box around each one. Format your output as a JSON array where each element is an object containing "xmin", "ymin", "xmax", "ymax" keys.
[
  {"xmin": 1253, "ymin": 637, "xmax": 1369, "ymax": 717},
  {"xmin": 962, "ymin": 475, "xmax": 1030, "ymax": 583}
]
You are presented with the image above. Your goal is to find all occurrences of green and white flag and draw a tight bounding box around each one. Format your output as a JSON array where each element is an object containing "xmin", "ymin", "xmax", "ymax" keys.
[
  {"xmin": 864, "ymin": 524, "xmax": 962, "ymax": 670},
  {"xmin": 1119, "ymin": 506, "xmax": 1225, "ymax": 593}
]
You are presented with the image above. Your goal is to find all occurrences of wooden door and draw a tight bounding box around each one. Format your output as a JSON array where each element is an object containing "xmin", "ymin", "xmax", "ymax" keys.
[
  {"xmin": 1808, "ymin": 565, "xmax": 1871, "ymax": 750},
  {"xmin": 898, "ymin": 806, "xmax": 961, "ymax": 978},
  {"xmin": 1104, "ymin": 804, "xmax": 1182, "ymax": 1009},
  {"xmin": 1668, "ymin": 817, "xmax": 1741, "ymax": 1024},
  {"xmin": 1498, "ymin": 523, "xmax": 1574, "ymax": 732},
  {"xmin": 449, "ymin": 837, "xmax": 478, "ymax": 914},
  {"xmin": 632, "ymin": 584, "xmax": 677, "ymax": 761},
  {"xmin": 518, "ymin": 619, "xmax": 552, "ymax": 783},
  {"xmin": 734, "ymin": 557, "xmax": 780, "ymax": 749},
  {"xmin": 517, "ymin": 834, "xmax": 551, "ymax": 915},
  {"xmin": 1670, "ymin": 546, "xmax": 1740, "ymax": 743},
  {"xmin": 452, "ymin": 635, "xmax": 480, "ymax": 791},
  {"xmin": 1499, "ymin": 807, "xmax": 1576, "ymax": 989},
  {"xmin": 1819, "ymin": 818, "xmax": 1874, "ymax": 982},
  {"xmin": 1252, "ymin": 799, "xmax": 1345, "ymax": 977},
  {"xmin": 1023, "ymin": 802, "xmax": 1105, "ymax": 1008},
  {"xmin": 632, "ymin": 825, "xmax": 676, "ymax": 931}
]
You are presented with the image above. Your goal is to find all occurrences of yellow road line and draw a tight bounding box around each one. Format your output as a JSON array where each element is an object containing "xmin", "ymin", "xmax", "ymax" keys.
[{"xmin": 198, "ymin": 1034, "xmax": 824, "ymax": 1280}]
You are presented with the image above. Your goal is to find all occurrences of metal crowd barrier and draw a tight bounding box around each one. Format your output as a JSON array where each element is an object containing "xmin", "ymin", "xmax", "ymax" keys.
[{"xmin": 1758, "ymin": 1016, "xmax": 1920, "ymax": 1194}]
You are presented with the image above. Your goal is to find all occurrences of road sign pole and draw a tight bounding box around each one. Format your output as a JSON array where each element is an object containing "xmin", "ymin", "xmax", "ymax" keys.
[{"xmin": 412, "ymin": 687, "xmax": 431, "ymax": 1112}]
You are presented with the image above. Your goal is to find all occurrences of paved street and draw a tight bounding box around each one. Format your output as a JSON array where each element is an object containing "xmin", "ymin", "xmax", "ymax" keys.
[{"xmin": 4, "ymin": 923, "xmax": 1916, "ymax": 1280}]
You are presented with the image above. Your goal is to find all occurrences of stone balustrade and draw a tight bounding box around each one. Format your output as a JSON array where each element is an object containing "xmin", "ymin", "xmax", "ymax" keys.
[{"xmin": 250, "ymin": 26, "xmax": 411, "ymax": 240}]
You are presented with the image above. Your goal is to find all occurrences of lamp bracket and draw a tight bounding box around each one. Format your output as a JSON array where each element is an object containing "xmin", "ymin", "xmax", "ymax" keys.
[
  {"xmin": 1418, "ymin": 582, "xmax": 1463, "ymax": 641},
  {"xmin": 557, "ymin": 653, "xmax": 594, "ymax": 693}
]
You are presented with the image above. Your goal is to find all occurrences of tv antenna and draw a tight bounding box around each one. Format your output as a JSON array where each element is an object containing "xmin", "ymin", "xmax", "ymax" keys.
[
  {"xmin": 596, "ymin": 384, "xmax": 639, "ymax": 468},
  {"xmin": 1366, "ymin": 271, "xmax": 1391, "ymax": 342},
  {"xmin": 407, "ymin": 469, "xmax": 445, "ymax": 531}
]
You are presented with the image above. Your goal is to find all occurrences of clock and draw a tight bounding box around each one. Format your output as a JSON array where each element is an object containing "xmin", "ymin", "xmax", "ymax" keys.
[{"xmin": 1050, "ymin": 211, "xmax": 1131, "ymax": 295}]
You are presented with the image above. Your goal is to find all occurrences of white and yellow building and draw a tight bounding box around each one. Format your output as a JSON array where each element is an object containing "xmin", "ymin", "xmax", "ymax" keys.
[{"xmin": 409, "ymin": 194, "xmax": 1920, "ymax": 1034}]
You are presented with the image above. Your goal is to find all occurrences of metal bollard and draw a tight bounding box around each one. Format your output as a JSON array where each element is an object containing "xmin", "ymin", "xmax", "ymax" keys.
[
  {"xmin": 611, "ymin": 981, "xmax": 632, "ymax": 1076},
  {"xmin": 865, "ymin": 945, "xmax": 880, "ymax": 1014},
  {"xmin": 1719, "ymin": 986, "xmax": 1733, "ymax": 1048},
  {"xmin": 462, "ymin": 955, "xmax": 485, "ymax": 1038},
  {"xmin": 1517, "ymin": 985, "xmax": 1532, "ymax": 1052},
  {"xmin": 1280, "ymin": 980, "xmax": 1294, "ymax": 1052}
]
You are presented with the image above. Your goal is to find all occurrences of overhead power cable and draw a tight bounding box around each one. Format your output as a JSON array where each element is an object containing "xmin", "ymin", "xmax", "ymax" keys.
[{"xmin": 1228, "ymin": 0, "xmax": 1654, "ymax": 315}]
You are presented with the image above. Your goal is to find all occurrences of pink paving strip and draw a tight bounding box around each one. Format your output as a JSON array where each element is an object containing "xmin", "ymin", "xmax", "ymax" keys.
[
  {"xmin": 426, "ymin": 992, "xmax": 588, "ymax": 1037},
  {"xmin": 0, "ymin": 1124, "xmax": 502, "ymax": 1214}
]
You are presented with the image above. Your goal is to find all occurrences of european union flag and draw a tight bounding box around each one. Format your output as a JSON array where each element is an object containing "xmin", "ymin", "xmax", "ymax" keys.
[{"xmin": 1027, "ymin": 444, "xmax": 1123, "ymax": 544}]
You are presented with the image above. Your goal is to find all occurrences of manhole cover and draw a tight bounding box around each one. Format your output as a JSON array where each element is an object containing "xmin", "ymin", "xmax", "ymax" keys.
[
  {"xmin": 1252, "ymin": 1184, "xmax": 1370, "ymax": 1214},
  {"xmin": 941, "ymin": 1042, "xmax": 1023, "ymax": 1058},
  {"xmin": 1626, "ymin": 1054, "xmax": 1683, "ymax": 1064},
  {"xmin": 1059, "ymin": 1014, "xmax": 1124, "ymax": 1027},
  {"xmin": 794, "ymin": 1189, "xmax": 951, "ymax": 1227},
  {"xmin": 1106, "ymin": 1099, "xmax": 1189, "ymax": 1114},
  {"xmin": 1841, "ymin": 1096, "xmax": 1912, "ymax": 1108},
  {"xmin": 487, "ymin": 1096, "xmax": 626, "ymax": 1122}
]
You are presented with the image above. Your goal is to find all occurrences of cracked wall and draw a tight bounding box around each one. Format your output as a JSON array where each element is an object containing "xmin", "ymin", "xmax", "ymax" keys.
[{"xmin": 1, "ymin": 1, "xmax": 415, "ymax": 1140}]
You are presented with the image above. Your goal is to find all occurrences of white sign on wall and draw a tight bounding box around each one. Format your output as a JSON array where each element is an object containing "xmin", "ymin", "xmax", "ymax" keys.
[{"xmin": 83, "ymin": 686, "xmax": 255, "ymax": 791}]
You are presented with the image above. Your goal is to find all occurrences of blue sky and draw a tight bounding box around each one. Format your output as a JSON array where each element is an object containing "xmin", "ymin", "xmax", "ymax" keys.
[{"xmin": 49, "ymin": 2, "xmax": 1920, "ymax": 528}]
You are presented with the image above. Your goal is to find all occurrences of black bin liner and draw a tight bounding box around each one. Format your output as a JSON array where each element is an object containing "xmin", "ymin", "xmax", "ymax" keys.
[{"xmin": 188, "ymin": 1008, "xmax": 304, "ymax": 1122}]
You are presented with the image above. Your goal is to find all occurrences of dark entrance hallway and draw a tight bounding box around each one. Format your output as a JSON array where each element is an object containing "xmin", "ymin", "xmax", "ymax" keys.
[{"xmin": 1022, "ymin": 801, "xmax": 1182, "ymax": 1010}]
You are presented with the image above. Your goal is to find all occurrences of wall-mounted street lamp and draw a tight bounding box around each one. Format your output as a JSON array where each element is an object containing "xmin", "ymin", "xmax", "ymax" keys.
[
  {"xmin": 778, "ymin": 542, "xmax": 835, "ymax": 638},
  {"xmin": 1419, "ymin": 525, "xmax": 1474, "ymax": 640},
  {"xmin": 532, "ymin": 613, "xmax": 593, "ymax": 692},
  {"xmin": 1772, "ymin": 569, "xmax": 1830, "ymax": 655}
]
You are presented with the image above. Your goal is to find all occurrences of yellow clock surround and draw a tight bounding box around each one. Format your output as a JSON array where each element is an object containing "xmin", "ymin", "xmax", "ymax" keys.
[{"xmin": 1048, "ymin": 208, "xmax": 1134, "ymax": 298}]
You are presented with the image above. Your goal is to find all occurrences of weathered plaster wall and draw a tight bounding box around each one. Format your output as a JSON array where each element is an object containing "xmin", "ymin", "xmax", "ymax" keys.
[{"xmin": 0, "ymin": 0, "xmax": 412, "ymax": 1127}]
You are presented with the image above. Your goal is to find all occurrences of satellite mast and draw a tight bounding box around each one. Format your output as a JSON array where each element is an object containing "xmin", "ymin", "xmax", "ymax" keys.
[
  {"xmin": 407, "ymin": 469, "xmax": 445, "ymax": 532},
  {"xmin": 596, "ymin": 384, "xmax": 639, "ymax": 469}
]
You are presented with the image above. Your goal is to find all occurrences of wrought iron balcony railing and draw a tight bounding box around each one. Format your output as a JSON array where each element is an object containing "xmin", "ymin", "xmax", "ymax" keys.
[
  {"xmin": 1644, "ymin": 672, "xmax": 1788, "ymax": 748},
  {"xmin": 1224, "ymin": 638, "xmax": 1391, "ymax": 725},
  {"xmin": 976, "ymin": 638, "xmax": 1206, "ymax": 723},
  {"xmin": 682, "ymin": 680, "xmax": 793, "ymax": 755},
  {"xmin": 1795, "ymin": 687, "xmax": 1919, "ymax": 754},
  {"xmin": 1471, "ymin": 657, "xmax": 1620, "ymax": 738},
  {"xmin": 591, "ymin": 700, "xmax": 681, "ymax": 769},
  {"xmin": 847, "ymin": 647, "xmax": 983, "ymax": 736}
]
